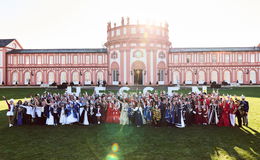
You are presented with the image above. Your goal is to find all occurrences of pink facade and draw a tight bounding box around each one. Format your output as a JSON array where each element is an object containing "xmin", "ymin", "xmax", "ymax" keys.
[{"xmin": 0, "ymin": 17, "xmax": 260, "ymax": 86}]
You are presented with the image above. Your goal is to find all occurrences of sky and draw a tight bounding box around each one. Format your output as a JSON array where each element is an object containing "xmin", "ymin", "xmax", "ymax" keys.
[{"xmin": 0, "ymin": 0, "xmax": 259, "ymax": 49}]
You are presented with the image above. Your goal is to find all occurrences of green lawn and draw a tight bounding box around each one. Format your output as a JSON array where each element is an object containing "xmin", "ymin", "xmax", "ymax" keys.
[{"xmin": 0, "ymin": 87, "xmax": 259, "ymax": 160}]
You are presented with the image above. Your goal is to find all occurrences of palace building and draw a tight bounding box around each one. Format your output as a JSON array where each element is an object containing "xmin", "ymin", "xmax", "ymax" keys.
[{"xmin": 0, "ymin": 17, "xmax": 260, "ymax": 86}]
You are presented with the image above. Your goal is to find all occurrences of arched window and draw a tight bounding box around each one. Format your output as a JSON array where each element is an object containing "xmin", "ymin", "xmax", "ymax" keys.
[
  {"xmin": 172, "ymin": 71, "xmax": 180, "ymax": 84},
  {"xmin": 48, "ymin": 72, "xmax": 55, "ymax": 84},
  {"xmin": 24, "ymin": 71, "xmax": 30, "ymax": 84},
  {"xmin": 198, "ymin": 71, "xmax": 205, "ymax": 84},
  {"xmin": 185, "ymin": 71, "xmax": 192, "ymax": 84},
  {"xmin": 224, "ymin": 70, "xmax": 231, "ymax": 83},
  {"xmin": 12, "ymin": 71, "xmax": 18, "ymax": 85},
  {"xmin": 36, "ymin": 72, "xmax": 42, "ymax": 85},
  {"xmin": 60, "ymin": 72, "xmax": 67, "ymax": 84},
  {"xmin": 250, "ymin": 70, "xmax": 256, "ymax": 83},
  {"xmin": 97, "ymin": 71, "xmax": 103, "ymax": 81},
  {"xmin": 237, "ymin": 71, "xmax": 243, "ymax": 83},
  {"xmin": 211, "ymin": 71, "xmax": 218, "ymax": 83},
  {"xmin": 72, "ymin": 72, "xmax": 79, "ymax": 84}
]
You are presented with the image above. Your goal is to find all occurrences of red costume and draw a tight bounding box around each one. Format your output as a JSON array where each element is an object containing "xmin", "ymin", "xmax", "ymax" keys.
[
  {"xmin": 217, "ymin": 102, "xmax": 230, "ymax": 127},
  {"xmin": 195, "ymin": 105, "xmax": 203, "ymax": 124},
  {"xmin": 105, "ymin": 103, "xmax": 114, "ymax": 123},
  {"xmin": 202, "ymin": 105, "xmax": 208, "ymax": 124},
  {"xmin": 112, "ymin": 107, "xmax": 120, "ymax": 123}
]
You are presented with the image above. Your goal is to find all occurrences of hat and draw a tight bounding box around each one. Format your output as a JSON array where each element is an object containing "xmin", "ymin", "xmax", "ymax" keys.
[
  {"xmin": 241, "ymin": 95, "xmax": 245, "ymax": 99},
  {"xmin": 9, "ymin": 99, "xmax": 14, "ymax": 103}
]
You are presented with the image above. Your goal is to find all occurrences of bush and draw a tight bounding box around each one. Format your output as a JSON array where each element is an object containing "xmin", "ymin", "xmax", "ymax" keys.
[
  {"xmin": 203, "ymin": 82, "xmax": 207, "ymax": 85},
  {"xmin": 70, "ymin": 82, "xmax": 74, "ymax": 86},
  {"xmin": 211, "ymin": 83, "xmax": 221, "ymax": 88},
  {"xmin": 50, "ymin": 81, "xmax": 57, "ymax": 86},
  {"xmin": 222, "ymin": 81, "xmax": 228, "ymax": 85}
]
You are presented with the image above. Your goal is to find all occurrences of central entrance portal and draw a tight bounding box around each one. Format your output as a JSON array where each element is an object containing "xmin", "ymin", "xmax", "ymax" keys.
[{"xmin": 134, "ymin": 69, "xmax": 143, "ymax": 85}]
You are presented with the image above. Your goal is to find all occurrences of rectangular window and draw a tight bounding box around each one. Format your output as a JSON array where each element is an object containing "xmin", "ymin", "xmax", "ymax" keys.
[
  {"xmin": 212, "ymin": 55, "xmax": 217, "ymax": 63},
  {"xmin": 225, "ymin": 55, "xmax": 230, "ymax": 63},
  {"xmin": 97, "ymin": 56, "xmax": 102, "ymax": 64},
  {"xmin": 174, "ymin": 55, "xmax": 178, "ymax": 63},
  {"xmin": 238, "ymin": 54, "xmax": 242, "ymax": 62},
  {"xmin": 86, "ymin": 55, "xmax": 90, "ymax": 64},
  {"xmin": 25, "ymin": 56, "xmax": 30, "ymax": 64},
  {"xmin": 61, "ymin": 56, "xmax": 66, "ymax": 64},
  {"xmin": 116, "ymin": 29, "xmax": 120, "ymax": 36},
  {"xmin": 131, "ymin": 28, "xmax": 136, "ymax": 34},
  {"xmin": 199, "ymin": 55, "xmax": 204, "ymax": 63},
  {"xmin": 49, "ymin": 56, "xmax": 54, "ymax": 64},
  {"xmin": 37, "ymin": 56, "xmax": 42, "ymax": 64},
  {"xmin": 186, "ymin": 55, "xmax": 191, "ymax": 63},
  {"xmin": 112, "ymin": 70, "xmax": 119, "ymax": 81},
  {"xmin": 251, "ymin": 54, "xmax": 255, "ymax": 62},
  {"xmin": 74, "ymin": 55, "xmax": 78, "ymax": 64},
  {"xmin": 13, "ymin": 56, "xmax": 17, "ymax": 64},
  {"xmin": 159, "ymin": 70, "xmax": 164, "ymax": 81}
]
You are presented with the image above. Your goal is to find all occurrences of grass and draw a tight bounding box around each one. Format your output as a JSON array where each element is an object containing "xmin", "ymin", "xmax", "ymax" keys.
[{"xmin": 0, "ymin": 87, "xmax": 259, "ymax": 160}]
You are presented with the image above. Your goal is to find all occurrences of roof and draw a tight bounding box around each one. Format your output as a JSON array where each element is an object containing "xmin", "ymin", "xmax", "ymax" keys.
[
  {"xmin": 0, "ymin": 39, "xmax": 15, "ymax": 47},
  {"xmin": 7, "ymin": 48, "xmax": 107, "ymax": 54},
  {"xmin": 169, "ymin": 47, "xmax": 260, "ymax": 53}
]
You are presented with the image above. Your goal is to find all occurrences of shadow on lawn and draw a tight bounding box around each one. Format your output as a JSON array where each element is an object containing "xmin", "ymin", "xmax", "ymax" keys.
[{"xmin": 0, "ymin": 107, "xmax": 259, "ymax": 160}]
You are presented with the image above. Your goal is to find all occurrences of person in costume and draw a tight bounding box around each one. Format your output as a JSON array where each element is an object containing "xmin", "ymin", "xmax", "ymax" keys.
[
  {"xmin": 236, "ymin": 99, "xmax": 243, "ymax": 127},
  {"xmin": 65, "ymin": 102, "xmax": 78, "ymax": 124},
  {"xmin": 240, "ymin": 96, "xmax": 249, "ymax": 126},
  {"xmin": 153, "ymin": 105, "xmax": 161, "ymax": 127},
  {"xmin": 143, "ymin": 100, "xmax": 152, "ymax": 125},
  {"xmin": 133, "ymin": 102, "xmax": 143, "ymax": 127},
  {"xmin": 59, "ymin": 103, "xmax": 67, "ymax": 125},
  {"xmin": 95, "ymin": 104, "xmax": 103, "ymax": 124},
  {"xmin": 88, "ymin": 104, "xmax": 96, "ymax": 124},
  {"xmin": 112, "ymin": 100, "xmax": 121, "ymax": 124},
  {"xmin": 3, "ymin": 96, "xmax": 15, "ymax": 127},
  {"xmin": 229, "ymin": 99, "xmax": 237, "ymax": 127},
  {"xmin": 201, "ymin": 100, "xmax": 208, "ymax": 125},
  {"xmin": 105, "ymin": 98, "xmax": 114, "ymax": 123},
  {"xmin": 15, "ymin": 100, "xmax": 25, "ymax": 126},
  {"xmin": 208, "ymin": 100, "xmax": 219, "ymax": 125},
  {"xmin": 44, "ymin": 99, "xmax": 55, "ymax": 126},
  {"xmin": 119, "ymin": 99, "xmax": 130, "ymax": 125},
  {"xmin": 175, "ymin": 101, "xmax": 185, "ymax": 128},
  {"xmin": 194, "ymin": 101, "xmax": 203, "ymax": 125},
  {"xmin": 217, "ymin": 100, "xmax": 230, "ymax": 127}
]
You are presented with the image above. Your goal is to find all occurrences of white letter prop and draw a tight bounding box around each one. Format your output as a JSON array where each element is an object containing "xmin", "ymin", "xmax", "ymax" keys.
[
  {"xmin": 168, "ymin": 86, "xmax": 180, "ymax": 96},
  {"xmin": 143, "ymin": 87, "xmax": 154, "ymax": 95},
  {"xmin": 94, "ymin": 87, "xmax": 106, "ymax": 96},
  {"xmin": 119, "ymin": 87, "xmax": 130, "ymax": 95}
]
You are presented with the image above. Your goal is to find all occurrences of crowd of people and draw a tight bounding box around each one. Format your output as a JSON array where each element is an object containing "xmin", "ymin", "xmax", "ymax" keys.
[{"xmin": 3, "ymin": 90, "xmax": 249, "ymax": 128}]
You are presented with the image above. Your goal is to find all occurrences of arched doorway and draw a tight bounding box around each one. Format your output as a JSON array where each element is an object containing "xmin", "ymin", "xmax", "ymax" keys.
[
  {"xmin": 237, "ymin": 70, "xmax": 243, "ymax": 84},
  {"xmin": 60, "ymin": 72, "xmax": 67, "ymax": 84},
  {"xmin": 185, "ymin": 71, "xmax": 192, "ymax": 84},
  {"xmin": 172, "ymin": 71, "xmax": 180, "ymax": 84},
  {"xmin": 224, "ymin": 70, "xmax": 231, "ymax": 83},
  {"xmin": 132, "ymin": 61, "xmax": 145, "ymax": 85},
  {"xmin": 250, "ymin": 70, "xmax": 256, "ymax": 83},
  {"xmin": 211, "ymin": 71, "xmax": 218, "ymax": 83},
  {"xmin": 12, "ymin": 71, "xmax": 18, "ymax": 85},
  {"xmin": 198, "ymin": 71, "xmax": 205, "ymax": 84},
  {"xmin": 24, "ymin": 71, "xmax": 30, "ymax": 85},
  {"xmin": 36, "ymin": 72, "xmax": 42, "ymax": 85},
  {"xmin": 48, "ymin": 72, "xmax": 55, "ymax": 84}
]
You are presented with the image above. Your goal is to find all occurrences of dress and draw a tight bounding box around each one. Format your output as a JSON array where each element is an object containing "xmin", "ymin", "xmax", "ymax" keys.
[
  {"xmin": 120, "ymin": 103, "xmax": 129, "ymax": 125},
  {"xmin": 133, "ymin": 106, "xmax": 143, "ymax": 127},
  {"xmin": 59, "ymin": 107, "xmax": 67, "ymax": 125},
  {"xmin": 66, "ymin": 105, "xmax": 78, "ymax": 124},
  {"xmin": 217, "ymin": 103, "xmax": 230, "ymax": 127},
  {"xmin": 208, "ymin": 104, "xmax": 219, "ymax": 124},
  {"xmin": 79, "ymin": 108, "xmax": 89, "ymax": 125},
  {"xmin": 113, "ymin": 106, "xmax": 121, "ymax": 124},
  {"xmin": 46, "ymin": 106, "xmax": 55, "ymax": 125},
  {"xmin": 105, "ymin": 103, "xmax": 114, "ymax": 123}
]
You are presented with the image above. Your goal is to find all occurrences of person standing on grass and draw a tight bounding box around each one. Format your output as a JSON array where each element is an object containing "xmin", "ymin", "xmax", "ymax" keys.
[
  {"xmin": 3, "ymin": 96, "xmax": 15, "ymax": 127},
  {"xmin": 240, "ymin": 96, "xmax": 249, "ymax": 126},
  {"xmin": 229, "ymin": 99, "xmax": 237, "ymax": 127}
]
